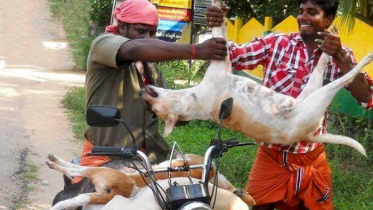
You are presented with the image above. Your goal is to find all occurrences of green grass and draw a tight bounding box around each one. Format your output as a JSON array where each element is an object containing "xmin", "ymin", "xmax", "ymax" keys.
[
  {"xmin": 50, "ymin": 0, "xmax": 372, "ymax": 208},
  {"xmin": 160, "ymin": 120, "xmax": 258, "ymax": 188},
  {"xmin": 61, "ymin": 87, "xmax": 87, "ymax": 140},
  {"xmin": 61, "ymin": 86, "xmax": 372, "ymax": 209},
  {"xmin": 15, "ymin": 163, "xmax": 41, "ymax": 209}
]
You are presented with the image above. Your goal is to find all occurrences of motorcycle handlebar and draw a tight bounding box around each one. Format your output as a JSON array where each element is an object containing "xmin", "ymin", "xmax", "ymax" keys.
[
  {"xmin": 92, "ymin": 146, "xmax": 123, "ymax": 153},
  {"xmin": 89, "ymin": 145, "xmax": 137, "ymax": 156}
]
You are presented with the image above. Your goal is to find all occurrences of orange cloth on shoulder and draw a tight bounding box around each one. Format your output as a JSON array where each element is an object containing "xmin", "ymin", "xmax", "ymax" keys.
[
  {"xmin": 246, "ymin": 145, "xmax": 333, "ymax": 210},
  {"xmin": 71, "ymin": 140, "xmax": 111, "ymax": 184}
]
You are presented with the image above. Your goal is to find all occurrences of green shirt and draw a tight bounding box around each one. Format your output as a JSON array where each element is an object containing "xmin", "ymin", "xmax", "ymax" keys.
[{"xmin": 85, "ymin": 33, "xmax": 169, "ymax": 163}]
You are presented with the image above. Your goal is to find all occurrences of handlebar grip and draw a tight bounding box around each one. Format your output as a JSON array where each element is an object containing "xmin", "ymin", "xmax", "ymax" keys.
[
  {"xmin": 223, "ymin": 138, "xmax": 239, "ymax": 146},
  {"xmin": 92, "ymin": 146, "xmax": 123, "ymax": 154}
]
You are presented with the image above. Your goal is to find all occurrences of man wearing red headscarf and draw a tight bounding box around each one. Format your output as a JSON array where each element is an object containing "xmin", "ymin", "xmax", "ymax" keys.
[{"xmin": 70, "ymin": 0, "xmax": 227, "ymax": 184}]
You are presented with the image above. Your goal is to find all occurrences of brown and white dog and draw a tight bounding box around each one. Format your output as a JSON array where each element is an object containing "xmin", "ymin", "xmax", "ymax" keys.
[
  {"xmin": 141, "ymin": 0, "xmax": 372, "ymax": 156},
  {"xmin": 46, "ymin": 154, "xmax": 255, "ymax": 210}
]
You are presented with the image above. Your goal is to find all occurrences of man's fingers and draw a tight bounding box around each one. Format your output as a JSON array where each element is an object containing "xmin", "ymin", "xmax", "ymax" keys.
[
  {"xmin": 214, "ymin": 38, "xmax": 226, "ymax": 44},
  {"xmin": 317, "ymin": 31, "xmax": 328, "ymax": 38},
  {"xmin": 209, "ymin": 22, "xmax": 222, "ymax": 27},
  {"xmin": 329, "ymin": 25, "xmax": 338, "ymax": 34},
  {"xmin": 207, "ymin": 6, "xmax": 222, "ymax": 13},
  {"xmin": 216, "ymin": 45, "xmax": 227, "ymax": 51},
  {"xmin": 206, "ymin": 15, "xmax": 224, "ymax": 24},
  {"xmin": 213, "ymin": 39, "xmax": 227, "ymax": 51},
  {"xmin": 318, "ymin": 30, "xmax": 338, "ymax": 39},
  {"xmin": 215, "ymin": 49, "xmax": 227, "ymax": 57},
  {"xmin": 320, "ymin": 42, "xmax": 338, "ymax": 53},
  {"xmin": 208, "ymin": 11, "xmax": 224, "ymax": 18},
  {"xmin": 212, "ymin": 54, "xmax": 226, "ymax": 60},
  {"xmin": 319, "ymin": 45, "xmax": 333, "ymax": 55}
]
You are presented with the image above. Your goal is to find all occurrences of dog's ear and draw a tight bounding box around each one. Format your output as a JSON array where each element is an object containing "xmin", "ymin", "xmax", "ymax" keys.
[{"xmin": 163, "ymin": 115, "xmax": 178, "ymax": 137}]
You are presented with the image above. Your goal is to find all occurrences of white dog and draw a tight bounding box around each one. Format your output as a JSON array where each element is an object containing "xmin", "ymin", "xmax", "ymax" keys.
[{"xmin": 141, "ymin": 0, "xmax": 372, "ymax": 156}]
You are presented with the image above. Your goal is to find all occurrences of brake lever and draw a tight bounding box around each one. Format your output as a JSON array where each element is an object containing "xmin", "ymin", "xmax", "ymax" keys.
[{"xmin": 226, "ymin": 142, "xmax": 256, "ymax": 148}]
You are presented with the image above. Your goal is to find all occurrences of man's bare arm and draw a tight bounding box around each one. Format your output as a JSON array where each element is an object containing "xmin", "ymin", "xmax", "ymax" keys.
[
  {"xmin": 117, "ymin": 38, "xmax": 227, "ymax": 63},
  {"xmin": 318, "ymin": 31, "xmax": 372, "ymax": 103}
]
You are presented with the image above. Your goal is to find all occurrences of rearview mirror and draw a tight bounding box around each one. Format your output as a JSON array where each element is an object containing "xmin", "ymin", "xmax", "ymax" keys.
[
  {"xmin": 219, "ymin": 98, "xmax": 233, "ymax": 120},
  {"xmin": 86, "ymin": 105, "xmax": 120, "ymax": 127}
]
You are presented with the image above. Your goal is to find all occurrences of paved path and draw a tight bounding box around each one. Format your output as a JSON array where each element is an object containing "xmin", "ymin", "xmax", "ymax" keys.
[{"xmin": 0, "ymin": 0, "xmax": 85, "ymax": 209}]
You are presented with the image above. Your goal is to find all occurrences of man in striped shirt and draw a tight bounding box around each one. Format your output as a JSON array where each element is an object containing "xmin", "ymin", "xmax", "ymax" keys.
[{"xmin": 207, "ymin": 0, "xmax": 373, "ymax": 209}]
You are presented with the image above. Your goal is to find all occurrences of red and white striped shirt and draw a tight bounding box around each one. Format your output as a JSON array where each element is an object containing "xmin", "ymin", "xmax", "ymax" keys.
[{"xmin": 229, "ymin": 33, "xmax": 373, "ymax": 154}]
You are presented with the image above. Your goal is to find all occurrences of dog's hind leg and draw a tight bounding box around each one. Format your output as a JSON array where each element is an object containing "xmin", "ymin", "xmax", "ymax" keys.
[
  {"xmin": 51, "ymin": 192, "xmax": 117, "ymax": 210},
  {"xmin": 48, "ymin": 154, "xmax": 82, "ymax": 169},
  {"xmin": 293, "ymin": 53, "xmax": 373, "ymax": 136},
  {"xmin": 335, "ymin": 53, "xmax": 373, "ymax": 85},
  {"xmin": 51, "ymin": 193, "xmax": 91, "ymax": 210},
  {"xmin": 309, "ymin": 133, "xmax": 366, "ymax": 156},
  {"xmin": 46, "ymin": 160, "xmax": 87, "ymax": 180},
  {"xmin": 296, "ymin": 26, "xmax": 339, "ymax": 102}
]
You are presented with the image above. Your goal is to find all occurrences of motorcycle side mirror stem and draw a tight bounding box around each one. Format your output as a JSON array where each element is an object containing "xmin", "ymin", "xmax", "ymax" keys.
[
  {"xmin": 217, "ymin": 98, "xmax": 233, "ymax": 140},
  {"xmin": 86, "ymin": 105, "xmax": 136, "ymax": 146}
]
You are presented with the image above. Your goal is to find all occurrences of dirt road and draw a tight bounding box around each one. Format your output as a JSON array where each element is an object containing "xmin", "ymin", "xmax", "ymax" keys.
[{"xmin": 0, "ymin": 0, "xmax": 85, "ymax": 209}]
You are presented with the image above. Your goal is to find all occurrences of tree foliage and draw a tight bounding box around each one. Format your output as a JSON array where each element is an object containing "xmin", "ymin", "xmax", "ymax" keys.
[
  {"xmin": 225, "ymin": 0, "xmax": 299, "ymax": 25},
  {"xmin": 90, "ymin": 0, "xmax": 113, "ymax": 27},
  {"xmin": 225, "ymin": 0, "xmax": 373, "ymax": 31},
  {"xmin": 339, "ymin": 0, "xmax": 373, "ymax": 32}
]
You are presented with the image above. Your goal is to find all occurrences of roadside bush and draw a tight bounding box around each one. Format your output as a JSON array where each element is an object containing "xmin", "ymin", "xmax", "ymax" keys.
[
  {"xmin": 49, "ymin": 0, "xmax": 110, "ymax": 70},
  {"xmin": 61, "ymin": 87, "xmax": 87, "ymax": 140},
  {"xmin": 90, "ymin": 0, "xmax": 112, "ymax": 27},
  {"xmin": 159, "ymin": 60, "xmax": 209, "ymax": 89}
]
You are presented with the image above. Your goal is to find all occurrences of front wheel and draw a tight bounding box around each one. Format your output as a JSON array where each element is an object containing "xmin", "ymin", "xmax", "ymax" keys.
[{"xmin": 178, "ymin": 202, "xmax": 212, "ymax": 210}]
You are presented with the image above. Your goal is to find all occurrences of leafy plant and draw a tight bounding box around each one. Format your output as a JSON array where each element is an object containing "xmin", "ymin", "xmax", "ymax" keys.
[
  {"xmin": 225, "ymin": 0, "xmax": 298, "ymax": 25},
  {"xmin": 48, "ymin": 0, "xmax": 109, "ymax": 70},
  {"xmin": 61, "ymin": 87, "xmax": 87, "ymax": 140},
  {"xmin": 159, "ymin": 60, "xmax": 209, "ymax": 89},
  {"xmin": 326, "ymin": 112, "xmax": 373, "ymax": 166},
  {"xmin": 339, "ymin": 0, "xmax": 373, "ymax": 33},
  {"xmin": 90, "ymin": 0, "xmax": 112, "ymax": 27}
]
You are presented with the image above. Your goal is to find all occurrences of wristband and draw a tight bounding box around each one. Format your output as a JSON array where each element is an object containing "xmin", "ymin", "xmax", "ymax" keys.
[{"xmin": 192, "ymin": 44, "xmax": 196, "ymax": 59}]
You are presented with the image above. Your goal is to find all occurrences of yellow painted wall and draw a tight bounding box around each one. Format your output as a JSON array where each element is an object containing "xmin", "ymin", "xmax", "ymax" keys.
[
  {"xmin": 334, "ymin": 17, "xmax": 373, "ymax": 75},
  {"xmin": 228, "ymin": 16, "xmax": 373, "ymax": 77},
  {"xmin": 237, "ymin": 18, "xmax": 265, "ymax": 44},
  {"xmin": 227, "ymin": 18, "xmax": 266, "ymax": 78},
  {"xmin": 272, "ymin": 16, "xmax": 298, "ymax": 34}
]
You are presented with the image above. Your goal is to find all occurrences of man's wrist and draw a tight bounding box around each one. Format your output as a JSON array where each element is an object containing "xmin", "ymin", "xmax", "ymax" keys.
[
  {"xmin": 194, "ymin": 44, "xmax": 201, "ymax": 60},
  {"xmin": 192, "ymin": 44, "xmax": 196, "ymax": 59},
  {"xmin": 333, "ymin": 48, "xmax": 348, "ymax": 62}
]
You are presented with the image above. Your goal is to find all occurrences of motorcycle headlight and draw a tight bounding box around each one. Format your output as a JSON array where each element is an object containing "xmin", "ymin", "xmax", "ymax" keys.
[{"xmin": 178, "ymin": 201, "xmax": 212, "ymax": 210}]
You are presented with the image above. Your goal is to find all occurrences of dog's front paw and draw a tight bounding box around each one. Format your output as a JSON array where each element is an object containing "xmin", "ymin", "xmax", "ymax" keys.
[
  {"xmin": 47, "ymin": 154, "xmax": 57, "ymax": 162},
  {"xmin": 233, "ymin": 189, "xmax": 256, "ymax": 206},
  {"xmin": 45, "ymin": 160, "xmax": 56, "ymax": 169}
]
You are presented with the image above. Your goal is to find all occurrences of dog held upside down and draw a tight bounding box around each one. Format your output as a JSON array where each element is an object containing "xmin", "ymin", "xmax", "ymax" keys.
[
  {"xmin": 46, "ymin": 154, "xmax": 255, "ymax": 210},
  {"xmin": 140, "ymin": 0, "xmax": 372, "ymax": 156}
]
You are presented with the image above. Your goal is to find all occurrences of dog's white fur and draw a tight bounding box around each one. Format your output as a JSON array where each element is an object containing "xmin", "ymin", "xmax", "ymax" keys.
[
  {"xmin": 141, "ymin": 0, "xmax": 372, "ymax": 156},
  {"xmin": 84, "ymin": 178, "xmax": 249, "ymax": 210},
  {"xmin": 46, "ymin": 154, "xmax": 255, "ymax": 210}
]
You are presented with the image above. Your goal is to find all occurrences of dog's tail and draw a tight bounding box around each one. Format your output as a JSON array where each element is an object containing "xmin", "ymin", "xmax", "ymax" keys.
[{"xmin": 310, "ymin": 134, "xmax": 366, "ymax": 157}]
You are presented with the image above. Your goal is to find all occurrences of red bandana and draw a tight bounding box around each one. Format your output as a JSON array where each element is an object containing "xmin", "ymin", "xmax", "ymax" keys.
[{"xmin": 105, "ymin": 0, "xmax": 159, "ymax": 34}]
